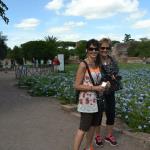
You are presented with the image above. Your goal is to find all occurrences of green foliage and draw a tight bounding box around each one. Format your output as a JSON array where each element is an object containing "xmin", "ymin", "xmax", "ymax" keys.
[
  {"xmin": 0, "ymin": 0, "xmax": 9, "ymax": 24},
  {"xmin": 115, "ymin": 68, "xmax": 150, "ymax": 133},
  {"xmin": 18, "ymin": 73, "xmax": 76, "ymax": 104},
  {"xmin": 127, "ymin": 41, "xmax": 150, "ymax": 57},
  {"xmin": 20, "ymin": 40, "xmax": 58, "ymax": 61},
  {"xmin": 58, "ymin": 47, "xmax": 70, "ymax": 63},
  {"xmin": 0, "ymin": 32, "xmax": 8, "ymax": 59},
  {"xmin": 75, "ymin": 40, "xmax": 87, "ymax": 60},
  {"xmin": 119, "ymin": 63, "xmax": 150, "ymax": 70},
  {"xmin": 65, "ymin": 63, "xmax": 78, "ymax": 72},
  {"xmin": 58, "ymin": 41, "xmax": 76, "ymax": 48},
  {"xmin": 112, "ymin": 40, "xmax": 120, "ymax": 46},
  {"xmin": 44, "ymin": 35, "xmax": 57, "ymax": 43},
  {"xmin": 123, "ymin": 34, "xmax": 134, "ymax": 43},
  {"xmin": 11, "ymin": 46, "xmax": 23, "ymax": 64},
  {"xmin": 57, "ymin": 40, "xmax": 76, "ymax": 62},
  {"xmin": 10, "ymin": 36, "xmax": 76, "ymax": 63}
]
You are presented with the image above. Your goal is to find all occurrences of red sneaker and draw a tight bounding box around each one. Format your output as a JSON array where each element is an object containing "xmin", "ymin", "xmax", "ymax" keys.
[
  {"xmin": 104, "ymin": 135, "xmax": 117, "ymax": 146},
  {"xmin": 95, "ymin": 135, "xmax": 104, "ymax": 147}
]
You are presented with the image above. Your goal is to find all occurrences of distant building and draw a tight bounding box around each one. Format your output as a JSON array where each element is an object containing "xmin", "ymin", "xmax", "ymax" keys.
[{"xmin": 111, "ymin": 43, "xmax": 129, "ymax": 63}]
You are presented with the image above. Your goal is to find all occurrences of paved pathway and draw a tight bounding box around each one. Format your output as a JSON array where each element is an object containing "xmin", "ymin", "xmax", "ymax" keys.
[{"xmin": 0, "ymin": 71, "xmax": 149, "ymax": 150}]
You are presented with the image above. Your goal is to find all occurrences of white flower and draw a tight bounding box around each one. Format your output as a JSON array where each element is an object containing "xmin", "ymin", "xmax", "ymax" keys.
[{"xmin": 138, "ymin": 125, "xmax": 142, "ymax": 130}]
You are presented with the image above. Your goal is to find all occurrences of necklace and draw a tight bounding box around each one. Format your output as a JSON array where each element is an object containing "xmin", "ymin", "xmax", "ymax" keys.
[{"xmin": 86, "ymin": 58, "xmax": 96, "ymax": 67}]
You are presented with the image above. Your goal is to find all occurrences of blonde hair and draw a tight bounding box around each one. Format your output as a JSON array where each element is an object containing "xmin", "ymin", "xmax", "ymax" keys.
[{"xmin": 99, "ymin": 38, "xmax": 112, "ymax": 48}]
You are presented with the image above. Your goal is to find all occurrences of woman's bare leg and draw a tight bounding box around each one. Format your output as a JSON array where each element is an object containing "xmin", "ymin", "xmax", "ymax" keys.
[{"xmin": 73, "ymin": 129, "xmax": 85, "ymax": 150}]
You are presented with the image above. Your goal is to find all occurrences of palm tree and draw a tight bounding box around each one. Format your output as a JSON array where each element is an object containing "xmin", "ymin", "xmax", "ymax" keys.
[{"xmin": 44, "ymin": 35, "xmax": 57, "ymax": 43}]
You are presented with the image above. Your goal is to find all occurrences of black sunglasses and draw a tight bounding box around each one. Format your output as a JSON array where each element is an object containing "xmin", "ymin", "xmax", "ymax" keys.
[
  {"xmin": 88, "ymin": 47, "xmax": 99, "ymax": 51},
  {"xmin": 100, "ymin": 47, "xmax": 110, "ymax": 50}
]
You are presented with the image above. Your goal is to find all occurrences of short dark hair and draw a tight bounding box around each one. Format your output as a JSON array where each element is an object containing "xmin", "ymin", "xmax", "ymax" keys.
[{"xmin": 86, "ymin": 39, "xmax": 99, "ymax": 49}]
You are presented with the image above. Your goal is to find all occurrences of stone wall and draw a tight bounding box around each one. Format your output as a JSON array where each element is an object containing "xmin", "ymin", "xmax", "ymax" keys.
[
  {"xmin": 111, "ymin": 43, "xmax": 129, "ymax": 62},
  {"xmin": 126, "ymin": 57, "xmax": 144, "ymax": 63}
]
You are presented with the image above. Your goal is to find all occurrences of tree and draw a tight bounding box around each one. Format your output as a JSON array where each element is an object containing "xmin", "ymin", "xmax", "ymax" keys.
[
  {"xmin": 75, "ymin": 40, "xmax": 87, "ymax": 60},
  {"xmin": 127, "ymin": 41, "xmax": 150, "ymax": 57},
  {"xmin": 57, "ymin": 41, "xmax": 76, "ymax": 60},
  {"xmin": 123, "ymin": 34, "xmax": 134, "ymax": 43},
  {"xmin": 0, "ymin": 0, "xmax": 9, "ymax": 24},
  {"xmin": 12, "ymin": 46, "xmax": 24, "ymax": 65},
  {"xmin": 21, "ymin": 40, "xmax": 58, "ymax": 61},
  {"xmin": 140, "ymin": 37, "xmax": 149, "ymax": 42},
  {"xmin": 44, "ymin": 35, "xmax": 57, "ymax": 44},
  {"xmin": 44, "ymin": 35, "xmax": 59, "ymax": 58},
  {"xmin": 112, "ymin": 40, "xmax": 120, "ymax": 46},
  {"xmin": 0, "ymin": 32, "xmax": 8, "ymax": 59}
]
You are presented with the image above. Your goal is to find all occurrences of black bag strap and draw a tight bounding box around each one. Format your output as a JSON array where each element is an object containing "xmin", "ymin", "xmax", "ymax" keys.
[
  {"xmin": 82, "ymin": 61, "xmax": 104, "ymax": 108},
  {"xmin": 82, "ymin": 60, "xmax": 96, "ymax": 86}
]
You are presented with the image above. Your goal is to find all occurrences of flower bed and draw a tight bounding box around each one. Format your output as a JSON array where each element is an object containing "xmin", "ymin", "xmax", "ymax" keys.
[
  {"xmin": 17, "ymin": 68, "xmax": 150, "ymax": 133},
  {"xmin": 115, "ymin": 69, "xmax": 150, "ymax": 133}
]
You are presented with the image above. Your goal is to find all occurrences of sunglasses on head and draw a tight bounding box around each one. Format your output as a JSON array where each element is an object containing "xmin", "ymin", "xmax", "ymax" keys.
[
  {"xmin": 100, "ymin": 47, "xmax": 110, "ymax": 50},
  {"xmin": 88, "ymin": 47, "xmax": 99, "ymax": 51}
]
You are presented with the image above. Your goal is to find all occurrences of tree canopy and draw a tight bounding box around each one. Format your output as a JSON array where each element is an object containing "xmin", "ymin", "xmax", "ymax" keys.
[
  {"xmin": 0, "ymin": 0, "xmax": 9, "ymax": 24},
  {"xmin": 75, "ymin": 40, "xmax": 87, "ymax": 60},
  {"xmin": 127, "ymin": 40, "xmax": 150, "ymax": 57},
  {"xmin": 123, "ymin": 34, "xmax": 134, "ymax": 43},
  {"xmin": 21, "ymin": 40, "xmax": 58, "ymax": 61},
  {"xmin": 0, "ymin": 32, "xmax": 8, "ymax": 59}
]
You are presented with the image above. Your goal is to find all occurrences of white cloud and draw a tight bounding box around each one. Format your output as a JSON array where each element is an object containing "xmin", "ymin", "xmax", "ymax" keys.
[
  {"xmin": 6, "ymin": 32, "xmax": 43, "ymax": 48},
  {"xmin": 96, "ymin": 25, "xmax": 120, "ymax": 30},
  {"xmin": 132, "ymin": 19, "xmax": 150, "ymax": 29},
  {"xmin": 94, "ymin": 33, "xmax": 124, "ymax": 42},
  {"xmin": 47, "ymin": 21, "xmax": 86, "ymax": 34},
  {"xmin": 59, "ymin": 33, "xmax": 81, "ymax": 41},
  {"xmin": 45, "ymin": 0, "xmax": 64, "ymax": 10},
  {"xmin": 15, "ymin": 18, "xmax": 40, "ymax": 29},
  {"xmin": 63, "ymin": 0, "xmax": 141, "ymax": 19},
  {"xmin": 47, "ymin": 21, "xmax": 86, "ymax": 41},
  {"xmin": 127, "ymin": 10, "xmax": 146, "ymax": 21},
  {"xmin": 64, "ymin": 21, "xmax": 86, "ymax": 27},
  {"xmin": 48, "ymin": 26, "xmax": 71, "ymax": 34},
  {"xmin": 133, "ymin": 34, "xmax": 150, "ymax": 41}
]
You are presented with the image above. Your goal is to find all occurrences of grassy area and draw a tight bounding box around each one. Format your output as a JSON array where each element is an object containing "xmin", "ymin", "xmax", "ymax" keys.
[
  {"xmin": 65, "ymin": 63, "xmax": 78, "ymax": 73},
  {"xmin": 119, "ymin": 63, "xmax": 150, "ymax": 70},
  {"xmin": 65, "ymin": 63, "xmax": 150, "ymax": 72}
]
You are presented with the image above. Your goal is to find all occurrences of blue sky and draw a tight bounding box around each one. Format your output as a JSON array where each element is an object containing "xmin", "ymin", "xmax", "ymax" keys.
[{"xmin": 1, "ymin": 0, "xmax": 150, "ymax": 48}]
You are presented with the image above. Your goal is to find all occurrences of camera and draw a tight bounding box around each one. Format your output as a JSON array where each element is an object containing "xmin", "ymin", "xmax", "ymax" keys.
[{"xmin": 101, "ymin": 72, "xmax": 122, "ymax": 92}]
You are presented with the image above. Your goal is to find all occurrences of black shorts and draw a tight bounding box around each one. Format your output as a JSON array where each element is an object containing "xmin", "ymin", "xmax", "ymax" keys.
[{"xmin": 79, "ymin": 111, "xmax": 102, "ymax": 132}]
